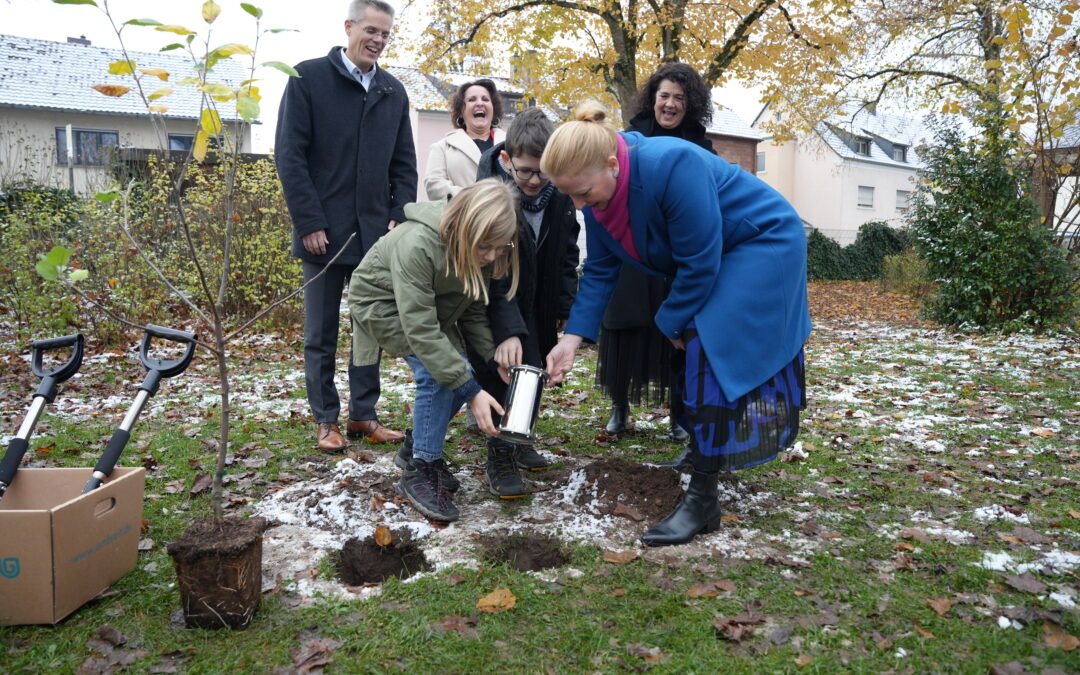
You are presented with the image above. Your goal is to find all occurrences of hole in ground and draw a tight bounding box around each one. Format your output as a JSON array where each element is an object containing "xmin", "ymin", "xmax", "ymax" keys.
[
  {"xmin": 336, "ymin": 528, "xmax": 431, "ymax": 585},
  {"xmin": 480, "ymin": 532, "xmax": 569, "ymax": 572},
  {"xmin": 578, "ymin": 457, "xmax": 684, "ymax": 522}
]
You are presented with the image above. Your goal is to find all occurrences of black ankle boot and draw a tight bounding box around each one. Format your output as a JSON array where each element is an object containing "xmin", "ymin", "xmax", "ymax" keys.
[
  {"xmin": 655, "ymin": 446, "xmax": 692, "ymax": 471},
  {"xmin": 641, "ymin": 470, "xmax": 721, "ymax": 546},
  {"xmin": 606, "ymin": 404, "xmax": 629, "ymax": 435},
  {"xmin": 394, "ymin": 430, "xmax": 459, "ymax": 492}
]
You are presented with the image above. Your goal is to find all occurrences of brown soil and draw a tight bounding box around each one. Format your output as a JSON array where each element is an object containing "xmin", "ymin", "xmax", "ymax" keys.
[
  {"xmin": 480, "ymin": 533, "xmax": 570, "ymax": 572},
  {"xmin": 166, "ymin": 516, "xmax": 267, "ymax": 630},
  {"xmin": 336, "ymin": 529, "xmax": 430, "ymax": 585},
  {"xmin": 578, "ymin": 457, "xmax": 684, "ymax": 522}
]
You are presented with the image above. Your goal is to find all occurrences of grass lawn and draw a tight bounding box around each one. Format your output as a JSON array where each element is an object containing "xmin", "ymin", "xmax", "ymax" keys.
[{"xmin": 1, "ymin": 282, "xmax": 1078, "ymax": 674}]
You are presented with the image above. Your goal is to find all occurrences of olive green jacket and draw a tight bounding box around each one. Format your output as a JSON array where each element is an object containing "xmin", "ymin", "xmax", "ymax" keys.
[{"xmin": 349, "ymin": 198, "xmax": 496, "ymax": 393}]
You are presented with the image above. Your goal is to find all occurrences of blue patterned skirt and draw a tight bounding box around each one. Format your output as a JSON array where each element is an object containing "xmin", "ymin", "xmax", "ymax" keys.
[{"xmin": 675, "ymin": 321, "xmax": 806, "ymax": 472}]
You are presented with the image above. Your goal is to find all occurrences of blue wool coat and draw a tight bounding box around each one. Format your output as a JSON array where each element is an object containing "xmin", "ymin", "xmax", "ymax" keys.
[{"xmin": 564, "ymin": 132, "xmax": 812, "ymax": 401}]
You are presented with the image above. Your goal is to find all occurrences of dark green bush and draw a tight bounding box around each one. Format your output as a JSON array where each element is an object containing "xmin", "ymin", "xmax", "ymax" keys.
[
  {"xmin": 909, "ymin": 122, "xmax": 1077, "ymax": 331},
  {"xmin": 807, "ymin": 221, "xmax": 912, "ymax": 281}
]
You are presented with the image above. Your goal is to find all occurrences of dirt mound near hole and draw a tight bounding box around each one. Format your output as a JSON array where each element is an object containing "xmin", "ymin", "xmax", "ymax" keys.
[
  {"xmin": 337, "ymin": 529, "xmax": 431, "ymax": 585},
  {"xmin": 480, "ymin": 533, "xmax": 569, "ymax": 572},
  {"xmin": 578, "ymin": 457, "xmax": 684, "ymax": 522}
]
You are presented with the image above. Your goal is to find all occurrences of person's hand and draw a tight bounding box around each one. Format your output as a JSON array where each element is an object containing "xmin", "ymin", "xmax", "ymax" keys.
[
  {"xmin": 670, "ymin": 337, "xmax": 685, "ymax": 350},
  {"xmin": 469, "ymin": 390, "xmax": 504, "ymax": 436},
  {"xmin": 545, "ymin": 333, "xmax": 583, "ymax": 385},
  {"xmin": 302, "ymin": 229, "xmax": 329, "ymax": 256},
  {"xmin": 494, "ymin": 337, "xmax": 523, "ymax": 370},
  {"xmin": 387, "ymin": 219, "xmax": 400, "ymax": 230}
]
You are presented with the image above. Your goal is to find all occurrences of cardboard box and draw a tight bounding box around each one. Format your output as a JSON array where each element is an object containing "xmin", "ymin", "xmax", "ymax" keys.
[{"xmin": 0, "ymin": 467, "xmax": 145, "ymax": 625}]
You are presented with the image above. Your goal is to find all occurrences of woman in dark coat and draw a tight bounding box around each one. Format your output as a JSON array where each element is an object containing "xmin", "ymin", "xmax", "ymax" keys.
[{"xmin": 599, "ymin": 63, "xmax": 716, "ymax": 450}]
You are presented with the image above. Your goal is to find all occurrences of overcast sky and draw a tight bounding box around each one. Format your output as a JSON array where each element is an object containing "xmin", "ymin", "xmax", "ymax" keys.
[{"xmin": 0, "ymin": 0, "xmax": 764, "ymax": 152}]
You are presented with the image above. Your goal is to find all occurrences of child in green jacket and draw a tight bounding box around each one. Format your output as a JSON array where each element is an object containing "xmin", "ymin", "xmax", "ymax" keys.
[{"xmin": 349, "ymin": 179, "xmax": 521, "ymax": 522}]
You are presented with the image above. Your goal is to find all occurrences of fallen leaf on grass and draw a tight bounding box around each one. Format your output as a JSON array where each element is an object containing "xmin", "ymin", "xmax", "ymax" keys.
[
  {"xmin": 1009, "ymin": 526, "xmax": 1051, "ymax": 545},
  {"xmin": 626, "ymin": 643, "xmax": 667, "ymax": 662},
  {"xmin": 913, "ymin": 622, "xmax": 935, "ymax": 639},
  {"xmin": 477, "ymin": 587, "xmax": 516, "ymax": 614},
  {"xmin": 988, "ymin": 662, "xmax": 1027, "ymax": 675},
  {"xmin": 1068, "ymin": 510, "xmax": 1080, "ymax": 519},
  {"xmin": 446, "ymin": 574, "xmax": 467, "ymax": 586},
  {"xmin": 769, "ymin": 626, "xmax": 794, "ymax": 645},
  {"xmin": 1042, "ymin": 622, "xmax": 1079, "ymax": 651},
  {"xmin": 872, "ymin": 631, "xmax": 893, "ymax": 650},
  {"xmin": 1005, "ymin": 572, "xmax": 1048, "ymax": 595},
  {"xmin": 900, "ymin": 528, "xmax": 931, "ymax": 543},
  {"xmin": 603, "ymin": 550, "xmax": 638, "ymax": 565},
  {"xmin": 431, "ymin": 616, "xmax": 479, "ymax": 639},
  {"xmin": 290, "ymin": 638, "xmax": 341, "ymax": 672},
  {"xmin": 612, "ymin": 588, "xmax": 627, "ymax": 597},
  {"xmin": 926, "ymin": 596, "xmax": 953, "ymax": 616},
  {"xmin": 188, "ymin": 473, "xmax": 212, "ymax": 496},
  {"xmin": 688, "ymin": 583, "xmax": 719, "ymax": 598},
  {"xmin": 794, "ymin": 654, "xmax": 813, "ymax": 668}
]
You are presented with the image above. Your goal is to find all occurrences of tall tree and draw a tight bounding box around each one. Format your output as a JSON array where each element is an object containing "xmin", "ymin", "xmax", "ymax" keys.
[
  {"xmin": 400, "ymin": 0, "xmax": 862, "ymax": 123},
  {"xmin": 830, "ymin": 0, "xmax": 1079, "ymax": 246}
]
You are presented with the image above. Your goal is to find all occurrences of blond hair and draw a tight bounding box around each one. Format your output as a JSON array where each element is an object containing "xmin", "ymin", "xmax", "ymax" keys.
[
  {"xmin": 440, "ymin": 178, "xmax": 520, "ymax": 304},
  {"xmin": 541, "ymin": 100, "xmax": 619, "ymax": 178}
]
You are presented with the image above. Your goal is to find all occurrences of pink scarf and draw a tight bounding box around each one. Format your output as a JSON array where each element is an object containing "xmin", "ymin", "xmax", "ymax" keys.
[{"xmin": 591, "ymin": 134, "xmax": 640, "ymax": 261}]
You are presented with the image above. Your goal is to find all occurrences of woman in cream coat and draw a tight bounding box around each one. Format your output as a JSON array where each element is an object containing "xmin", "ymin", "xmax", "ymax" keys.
[{"xmin": 425, "ymin": 79, "xmax": 506, "ymax": 199}]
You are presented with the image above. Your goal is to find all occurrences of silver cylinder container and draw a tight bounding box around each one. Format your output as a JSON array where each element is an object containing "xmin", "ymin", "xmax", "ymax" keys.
[{"xmin": 498, "ymin": 365, "xmax": 549, "ymax": 444}]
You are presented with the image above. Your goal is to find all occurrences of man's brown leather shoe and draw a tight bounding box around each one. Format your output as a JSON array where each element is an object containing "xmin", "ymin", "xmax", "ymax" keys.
[
  {"xmin": 316, "ymin": 422, "xmax": 347, "ymax": 452},
  {"xmin": 346, "ymin": 419, "xmax": 405, "ymax": 443}
]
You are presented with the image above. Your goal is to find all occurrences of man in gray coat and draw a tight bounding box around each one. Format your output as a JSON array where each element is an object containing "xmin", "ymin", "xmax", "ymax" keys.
[{"xmin": 275, "ymin": 0, "xmax": 416, "ymax": 451}]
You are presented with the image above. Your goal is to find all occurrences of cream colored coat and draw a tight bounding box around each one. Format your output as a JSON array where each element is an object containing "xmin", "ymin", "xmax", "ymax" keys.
[{"xmin": 423, "ymin": 128, "xmax": 506, "ymax": 199}]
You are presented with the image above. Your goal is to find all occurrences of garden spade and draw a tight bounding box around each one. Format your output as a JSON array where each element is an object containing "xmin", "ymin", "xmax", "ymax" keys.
[
  {"xmin": 82, "ymin": 325, "xmax": 196, "ymax": 494},
  {"xmin": 0, "ymin": 333, "xmax": 85, "ymax": 500}
]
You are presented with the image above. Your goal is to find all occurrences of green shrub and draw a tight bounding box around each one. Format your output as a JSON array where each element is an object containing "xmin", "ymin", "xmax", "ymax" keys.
[
  {"xmin": 909, "ymin": 122, "xmax": 1077, "ymax": 331},
  {"xmin": 807, "ymin": 221, "xmax": 911, "ymax": 281},
  {"xmin": 0, "ymin": 182, "xmax": 86, "ymax": 340},
  {"xmin": 881, "ymin": 249, "xmax": 932, "ymax": 297}
]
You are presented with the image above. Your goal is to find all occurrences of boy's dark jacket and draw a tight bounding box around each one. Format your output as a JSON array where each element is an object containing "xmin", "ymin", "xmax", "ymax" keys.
[{"xmin": 475, "ymin": 144, "xmax": 580, "ymax": 365}]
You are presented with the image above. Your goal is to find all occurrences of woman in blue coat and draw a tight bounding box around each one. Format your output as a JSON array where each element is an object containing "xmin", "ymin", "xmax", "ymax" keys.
[{"xmin": 542, "ymin": 102, "xmax": 811, "ymax": 547}]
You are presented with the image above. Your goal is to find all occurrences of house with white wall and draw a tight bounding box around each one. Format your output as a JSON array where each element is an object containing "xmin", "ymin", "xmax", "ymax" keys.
[
  {"xmin": 752, "ymin": 101, "xmax": 928, "ymax": 245},
  {"xmin": 0, "ymin": 34, "xmax": 251, "ymax": 194}
]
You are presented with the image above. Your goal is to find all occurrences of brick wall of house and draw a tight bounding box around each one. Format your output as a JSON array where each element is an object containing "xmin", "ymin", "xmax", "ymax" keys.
[{"xmin": 709, "ymin": 136, "xmax": 758, "ymax": 173}]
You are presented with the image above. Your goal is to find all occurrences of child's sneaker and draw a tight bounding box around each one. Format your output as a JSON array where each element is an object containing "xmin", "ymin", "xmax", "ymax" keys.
[
  {"xmin": 393, "ymin": 430, "xmax": 460, "ymax": 492},
  {"xmin": 397, "ymin": 458, "xmax": 460, "ymax": 522}
]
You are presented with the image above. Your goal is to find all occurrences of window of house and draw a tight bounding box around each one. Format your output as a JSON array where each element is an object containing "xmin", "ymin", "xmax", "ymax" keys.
[
  {"xmin": 896, "ymin": 189, "xmax": 911, "ymax": 212},
  {"xmin": 55, "ymin": 127, "xmax": 119, "ymax": 166},
  {"xmin": 168, "ymin": 134, "xmax": 195, "ymax": 152},
  {"xmin": 892, "ymin": 145, "xmax": 908, "ymax": 162},
  {"xmin": 756, "ymin": 151, "xmax": 766, "ymax": 173},
  {"xmin": 857, "ymin": 185, "xmax": 875, "ymax": 208},
  {"xmin": 854, "ymin": 137, "xmax": 871, "ymax": 156}
]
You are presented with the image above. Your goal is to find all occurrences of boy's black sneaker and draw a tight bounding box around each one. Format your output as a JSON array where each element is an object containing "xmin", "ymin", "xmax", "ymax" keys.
[
  {"xmin": 486, "ymin": 439, "xmax": 526, "ymax": 498},
  {"xmin": 513, "ymin": 444, "xmax": 551, "ymax": 471},
  {"xmin": 397, "ymin": 458, "xmax": 460, "ymax": 522},
  {"xmin": 393, "ymin": 430, "xmax": 460, "ymax": 492}
]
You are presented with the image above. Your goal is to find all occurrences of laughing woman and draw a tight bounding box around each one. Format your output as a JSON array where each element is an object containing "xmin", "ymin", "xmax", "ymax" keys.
[
  {"xmin": 542, "ymin": 102, "xmax": 811, "ymax": 547},
  {"xmin": 424, "ymin": 79, "xmax": 506, "ymax": 200},
  {"xmin": 349, "ymin": 179, "xmax": 520, "ymax": 522}
]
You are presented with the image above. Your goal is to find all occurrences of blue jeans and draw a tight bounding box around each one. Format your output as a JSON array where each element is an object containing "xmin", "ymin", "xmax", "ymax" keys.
[{"xmin": 404, "ymin": 354, "xmax": 472, "ymax": 463}]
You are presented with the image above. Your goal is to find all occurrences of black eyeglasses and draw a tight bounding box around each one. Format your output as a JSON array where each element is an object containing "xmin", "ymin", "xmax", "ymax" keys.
[{"xmin": 508, "ymin": 158, "xmax": 547, "ymax": 181}]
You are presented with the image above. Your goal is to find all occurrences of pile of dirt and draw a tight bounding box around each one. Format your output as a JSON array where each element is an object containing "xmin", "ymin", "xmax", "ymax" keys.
[
  {"xmin": 336, "ymin": 528, "xmax": 430, "ymax": 585},
  {"xmin": 576, "ymin": 457, "xmax": 684, "ymax": 522},
  {"xmin": 479, "ymin": 533, "xmax": 569, "ymax": 572}
]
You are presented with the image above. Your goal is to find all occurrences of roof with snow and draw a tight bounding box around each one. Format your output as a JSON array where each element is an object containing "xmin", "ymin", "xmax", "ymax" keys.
[
  {"xmin": 0, "ymin": 33, "xmax": 246, "ymax": 121},
  {"xmin": 384, "ymin": 65, "xmax": 562, "ymax": 121},
  {"xmin": 706, "ymin": 103, "xmax": 762, "ymax": 141},
  {"xmin": 816, "ymin": 102, "xmax": 929, "ymax": 169}
]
